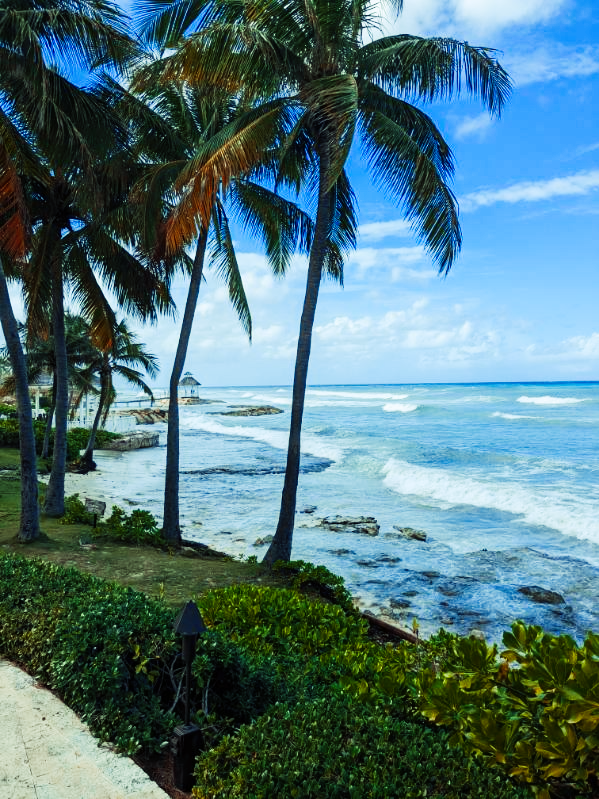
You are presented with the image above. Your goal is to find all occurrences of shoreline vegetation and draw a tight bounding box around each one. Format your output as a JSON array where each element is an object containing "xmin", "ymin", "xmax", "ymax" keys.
[{"xmin": 1, "ymin": 446, "xmax": 598, "ymax": 798}]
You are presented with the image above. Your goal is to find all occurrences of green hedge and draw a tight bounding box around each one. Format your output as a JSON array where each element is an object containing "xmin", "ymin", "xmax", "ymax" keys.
[
  {"xmin": 194, "ymin": 691, "xmax": 532, "ymax": 799},
  {"xmin": 0, "ymin": 420, "xmax": 120, "ymax": 461},
  {"xmin": 0, "ymin": 554, "xmax": 282, "ymax": 754}
]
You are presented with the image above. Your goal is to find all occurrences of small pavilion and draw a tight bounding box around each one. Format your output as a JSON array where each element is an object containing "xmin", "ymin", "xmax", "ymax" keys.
[{"xmin": 178, "ymin": 372, "xmax": 201, "ymax": 404}]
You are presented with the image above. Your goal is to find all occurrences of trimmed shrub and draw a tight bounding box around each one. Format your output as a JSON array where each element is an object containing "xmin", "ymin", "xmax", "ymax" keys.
[
  {"xmin": 60, "ymin": 495, "xmax": 163, "ymax": 547},
  {"xmin": 193, "ymin": 691, "xmax": 532, "ymax": 798}
]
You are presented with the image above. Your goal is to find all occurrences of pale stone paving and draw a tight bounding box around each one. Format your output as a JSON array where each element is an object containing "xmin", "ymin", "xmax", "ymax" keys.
[{"xmin": 0, "ymin": 659, "xmax": 169, "ymax": 799}]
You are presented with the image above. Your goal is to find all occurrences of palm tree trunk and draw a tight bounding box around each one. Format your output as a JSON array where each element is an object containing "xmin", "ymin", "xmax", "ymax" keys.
[
  {"xmin": 79, "ymin": 355, "xmax": 109, "ymax": 472},
  {"xmin": 263, "ymin": 146, "xmax": 333, "ymax": 565},
  {"xmin": 43, "ymin": 254, "xmax": 68, "ymax": 517},
  {"xmin": 162, "ymin": 228, "xmax": 208, "ymax": 545},
  {"xmin": 0, "ymin": 256, "xmax": 41, "ymax": 541},
  {"xmin": 41, "ymin": 374, "xmax": 56, "ymax": 459}
]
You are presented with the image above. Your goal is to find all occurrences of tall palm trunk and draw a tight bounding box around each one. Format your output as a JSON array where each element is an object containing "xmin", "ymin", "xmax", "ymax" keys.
[
  {"xmin": 79, "ymin": 354, "xmax": 110, "ymax": 472},
  {"xmin": 41, "ymin": 373, "xmax": 56, "ymax": 459},
  {"xmin": 43, "ymin": 252, "xmax": 68, "ymax": 516},
  {"xmin": 162, "ymin": 229, "xmax": 208, "ymax": 544},
  {"xmin": 0, "ymin": 256, "xmax": 41, "ymax": 541},
  {"xmin": 263, "ymin": 146, "xmax": 332, "ymax": 565}
]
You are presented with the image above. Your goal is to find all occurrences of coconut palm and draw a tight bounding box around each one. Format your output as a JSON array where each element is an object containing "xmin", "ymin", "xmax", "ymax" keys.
[
  {"xmin": 0, "ymin": 0, "xmax": 140, "ymax": 535},
  {"xmin": 78, "ymin": 319, "xmax": 158, "ymax": 472},
  {"xmin": 113, "ymin": 73, "xmax": 312, "ymax": 544},
  {"xmin": 146, "ymin": 0, "xmax": 511, "ymax": 563}
]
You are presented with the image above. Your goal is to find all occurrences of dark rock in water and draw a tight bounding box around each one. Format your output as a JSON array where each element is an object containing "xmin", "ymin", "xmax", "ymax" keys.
[
  {"xmin": 376, "ymin": 555, "xmax": 402, "ymax": 564},
  {"xmin": 364, "ymin": 579, "xmax": 390, "ymax": 586},
  {"xmin": 184, "ymin": 455, "xmax": 332, "ymax": 477},
  {"xmin": 403, "ymin": 590, "xmax": 419, "ymax": 597},
  {"xmin": 300, "ymin": 505, "xmax": 317, "ymax": 514},
  {"xmin": 421, "ymin": 571, "xmax": 440, "ymax": 579},
  {"xmin": 320, "ymin": 515, "xmax": 380, "ymax": 536},
  {"xmin": 389, "ymin": 598, "xmax": 411, "ymax": 610},
  {"xmin": 437, "ymin": 576, "xmax": 479, "ymax": 597},
  {"xmin": 356, "ymin": 559, "xmax": 380, "ymax": 568},
  {"xmin": 518, "ymin": 585, "xmax": 566, "ymax": 605},
  {"xmin": 210, "ymin": 405, "xmax": 283, "ymax": 416},
  {"xmin": 328, "ymin": 548, "xmax": 355, "ymax": 556},
  {"xmin": 253, "ymin": 535, "xmax": 274, "ymax": 547},
  {"xmin": 392, "ymin": 525, "xmax": 427, "ymax": 542},
  {"xmin": 219, "ymin": 530, "xmax": 234, "ymax": 535}
]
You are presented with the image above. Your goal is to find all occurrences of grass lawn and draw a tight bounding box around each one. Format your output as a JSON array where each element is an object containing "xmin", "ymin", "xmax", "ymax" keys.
[{"xmin": 0, "ymin": 448, "xmax": 287, "ymax": 607}]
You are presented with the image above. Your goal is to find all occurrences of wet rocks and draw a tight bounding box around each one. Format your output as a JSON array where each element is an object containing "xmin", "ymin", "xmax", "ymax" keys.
[
  {"xmin": 392, "ymin": 526, "xmax": 427, "ymax": 542},
  {"xmin": 253, "ymin": 535, "xmax": 274, "ymax": 547},
  {"xmin": 356, "ymin": 559, "xmax": 380, "ymax": 568},
  {"xmin": 120, "ymin": 408, "xmax": 167, "ymax": 424},
  {"xmin": 376, "ymin": 555, "xmax": 402, "ymax": 564},
  {"xmin": 102, "ymin": 431, "xmax": 159, "ymax": 450},
  {"xmin": 389, "ymin": 598, "xmax": 411, "ymax": 610},
  {"xmin": 518, "ymin": 585, "xmax": 566, "ymax": 605},
  {"xmin": 211, "ymin": 405, "xmax": 283, "ymax": 416},
  {"xmin": 300, "ymin": 505, "xmax": 317, "ymax": 514},
  {"xmin": 319, "ymin": 515, "xmax": 380, "ymax": 536},
  {"xmin": 328, "ymin": 548, "xmax": 355, "ymax": 556}
]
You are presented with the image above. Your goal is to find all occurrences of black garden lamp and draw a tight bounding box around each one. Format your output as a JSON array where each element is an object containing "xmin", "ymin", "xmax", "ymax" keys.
[{"xmin": 171, "ymin": 600, "xmax": 206, "ymax": 791}]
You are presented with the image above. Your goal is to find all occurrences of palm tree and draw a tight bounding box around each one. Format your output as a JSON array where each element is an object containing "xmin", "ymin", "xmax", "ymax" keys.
[
  {"xmin": 116, "ymin": 73, "xmax": 312, "ymax": 544},
  {"xmin": 78, "ymin": 319, "xmax": 158, "ymax": 472},
  {"xmin": 147, "ymin": 0, "xmax": 511, "ymax": 563},
  {"xmin": 0, "ymin": 0, "xmax": 139, "ymax": 534}
]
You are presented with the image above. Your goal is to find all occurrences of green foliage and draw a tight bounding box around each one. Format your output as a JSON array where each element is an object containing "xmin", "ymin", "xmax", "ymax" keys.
[
  {"xmin": 272, "ymin": 559, "xmax": 355, "ymax": 611},
  {"xmin": 0, "ymin": 421, "xmax": 120, "ymax": 461},
  {"xmin": 0, "ymin": 403, "xmax": 17, "ymax": 417},
  {"xmin": 60, "ymin": 493, "xmax": 95, "ymax": 525},
  {"xmin": 60, "ymin": 495, "xmax": 163, "ymax": 547},
  {"xmin": 97, "ymin": 505, "xmax": 163, "ymax": 547},
  {"xmin": 194, "ymin": 691, "xmax": 531, "ymax": 799},
  {"xmin": 419, "ymin": 622, "xmax": 599, "ymax": 798},
  {"xmin": 0, "ymin": 553, "xmax": 178, "ymax": 754}
]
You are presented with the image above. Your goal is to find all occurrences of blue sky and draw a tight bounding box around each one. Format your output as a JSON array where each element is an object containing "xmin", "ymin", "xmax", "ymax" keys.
[
  {"xmin": 12, "ymin": 0, "xmax": 599, "ymax": 387},
  {"xmin": 139, "ymin": 0, "xmax": 598, "ymax": 387}
]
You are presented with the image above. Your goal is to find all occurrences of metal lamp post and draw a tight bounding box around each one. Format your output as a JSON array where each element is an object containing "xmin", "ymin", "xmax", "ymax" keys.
[{"xmin": 171, "ymin": 600, "xmax": 206, "ymax": 792}]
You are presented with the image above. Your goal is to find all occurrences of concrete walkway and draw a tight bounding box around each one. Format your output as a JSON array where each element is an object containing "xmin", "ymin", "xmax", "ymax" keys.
[{"xmin": 0, "ymin": 659, "xmax": 169, "ymax": 799}]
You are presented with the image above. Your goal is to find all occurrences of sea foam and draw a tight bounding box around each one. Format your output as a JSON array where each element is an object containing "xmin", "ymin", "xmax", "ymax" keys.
[
  {"xmin": 180, "ymin": 416, "xmax": 344, "ymax": 463},
  {"xmin": 382, "ymin": 458, "xmax": 599, "ymax": 545},
  {"xmin": 383, "ymin": 403, "xmax": 419, "ymax": 413},
  {"xmin": 517, "ymin": 395, "xmax": 586, "ymax": 406}
]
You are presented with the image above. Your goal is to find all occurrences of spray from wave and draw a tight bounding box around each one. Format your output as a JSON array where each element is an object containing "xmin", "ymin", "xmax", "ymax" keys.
[{"xmin": 382, "ymin": 458, "xmax": 599, "ymax": 544}]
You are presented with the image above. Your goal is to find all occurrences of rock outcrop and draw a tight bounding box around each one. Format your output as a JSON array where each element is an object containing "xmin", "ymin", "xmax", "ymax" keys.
[
  {"xmin": 518, "ymin": 585, "xmax": 566, "ymax": 605},
  {"xmin": 391, "ymin": 526, "xmax": 427, "ymax": 542},
  {"xmin": 319, "ymin": 515, "xmax": 380, "ymax": 536},
  {"xmin": 101, "ymin": 431, "xmax": 160, "ymax": 451},
  {"xmin": 210, "ymin": 405, "xmax": 284, "ymax": 417},
  {"xmin": 119, "ymin": 408, "xmax": 167, "ymax": 424}
]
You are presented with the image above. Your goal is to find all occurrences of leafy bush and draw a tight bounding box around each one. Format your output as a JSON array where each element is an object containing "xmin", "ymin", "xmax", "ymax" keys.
[
  {"xmin": 0, "ymin": 420, "xmax": 120, "ymax": 461},
  {"xmin": 419, "ymin": 622, "xmax": 599, "ymax": 798},
  {"xmin": 0, "ymin": 402, "xmax": 17, "ymax": 417},
  {"xmin": 60, "ymin": 495, "xmax": 163, "ymax": 547},
  {"xmin": 272, "ymin": 559, "xmax": 355, "ymax": 611},
  {"xmin": 194, "ymin": 691, "xmax": 532, "ymax": 798}
]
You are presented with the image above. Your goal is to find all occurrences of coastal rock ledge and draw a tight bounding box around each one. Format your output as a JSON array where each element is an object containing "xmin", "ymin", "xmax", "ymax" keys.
[
  {"xmin": 518, "ymin": 585, "xmax": 566, "ymax": 605},
  {"xmin": 319, "ymin": 515, "xmax": 380, "ymax": 536},
  {"xmin": 101, "ymin": 432, "xmax": 159, "ymax": 451}
]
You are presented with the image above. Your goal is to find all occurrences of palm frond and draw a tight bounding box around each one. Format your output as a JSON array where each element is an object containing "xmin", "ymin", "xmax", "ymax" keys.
[{"xmin": 210, "ymin": 202, "xmax": 252, "ymax": 340}]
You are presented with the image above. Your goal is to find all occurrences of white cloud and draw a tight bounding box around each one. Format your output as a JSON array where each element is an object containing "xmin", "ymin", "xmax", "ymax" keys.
[
  {"xmin": 565, "ymin": 332, "xmax": 599, "ymax": 359},
  {"xmin": 358, "ymin": 218, "xmax": 412, "ymax": 241},
  {"xmin": 506, "ymin": 45, "xmax": 599, "ymax": 86},
  {"xmin": 379, "ymin": 0, "xmax": 567, "ymax": 38},
  {"xmin": 461, "ymin": 169, "xmax": 599, "ymax": 211},
  {"xmin": 454, "ymin": 113, "xmax": 494, "ymax": 140},
  {"xmin": 347, "ymin": 245, "xmax": 428, "ymax": 276}
]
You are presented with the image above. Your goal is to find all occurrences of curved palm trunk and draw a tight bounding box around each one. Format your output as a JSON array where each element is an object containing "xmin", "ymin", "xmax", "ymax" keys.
[
  {"xmin": 41, "ymin": 374, "xmax": 56, "ymax": 459},
  {"xmin": 162, "ymin": 229, "xmax": 208, "ymax": 545},
  {"xmin": 0, "ymin": 256, "xmax": 41, "ymax": 541},
  {"xmin": 79, "ymin": 355, "xmax": 110, "ymax": 472},
  {"xmin": 43, "ymin": 255, "xmax": 68, "ymax": 517},
  {"xmin": 263, "ymin": 148, "xmax": 332, "ymax": 565}
]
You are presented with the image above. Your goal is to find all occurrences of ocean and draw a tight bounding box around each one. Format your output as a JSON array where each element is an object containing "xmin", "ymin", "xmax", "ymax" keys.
[{"xmin": 90, "ymin": 382, "xmax": 599, "ymax": 643}]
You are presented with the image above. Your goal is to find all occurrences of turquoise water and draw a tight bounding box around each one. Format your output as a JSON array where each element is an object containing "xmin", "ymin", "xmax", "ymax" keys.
[{"xmin": 106, "ymin": 382, "xmax": 599, "ymax": 642}]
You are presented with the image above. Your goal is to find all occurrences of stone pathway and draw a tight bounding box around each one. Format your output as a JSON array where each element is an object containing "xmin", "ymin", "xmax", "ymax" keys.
[{"xmin": 0, "ymin": 659, "xmax": 169, "ymax": 799}]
